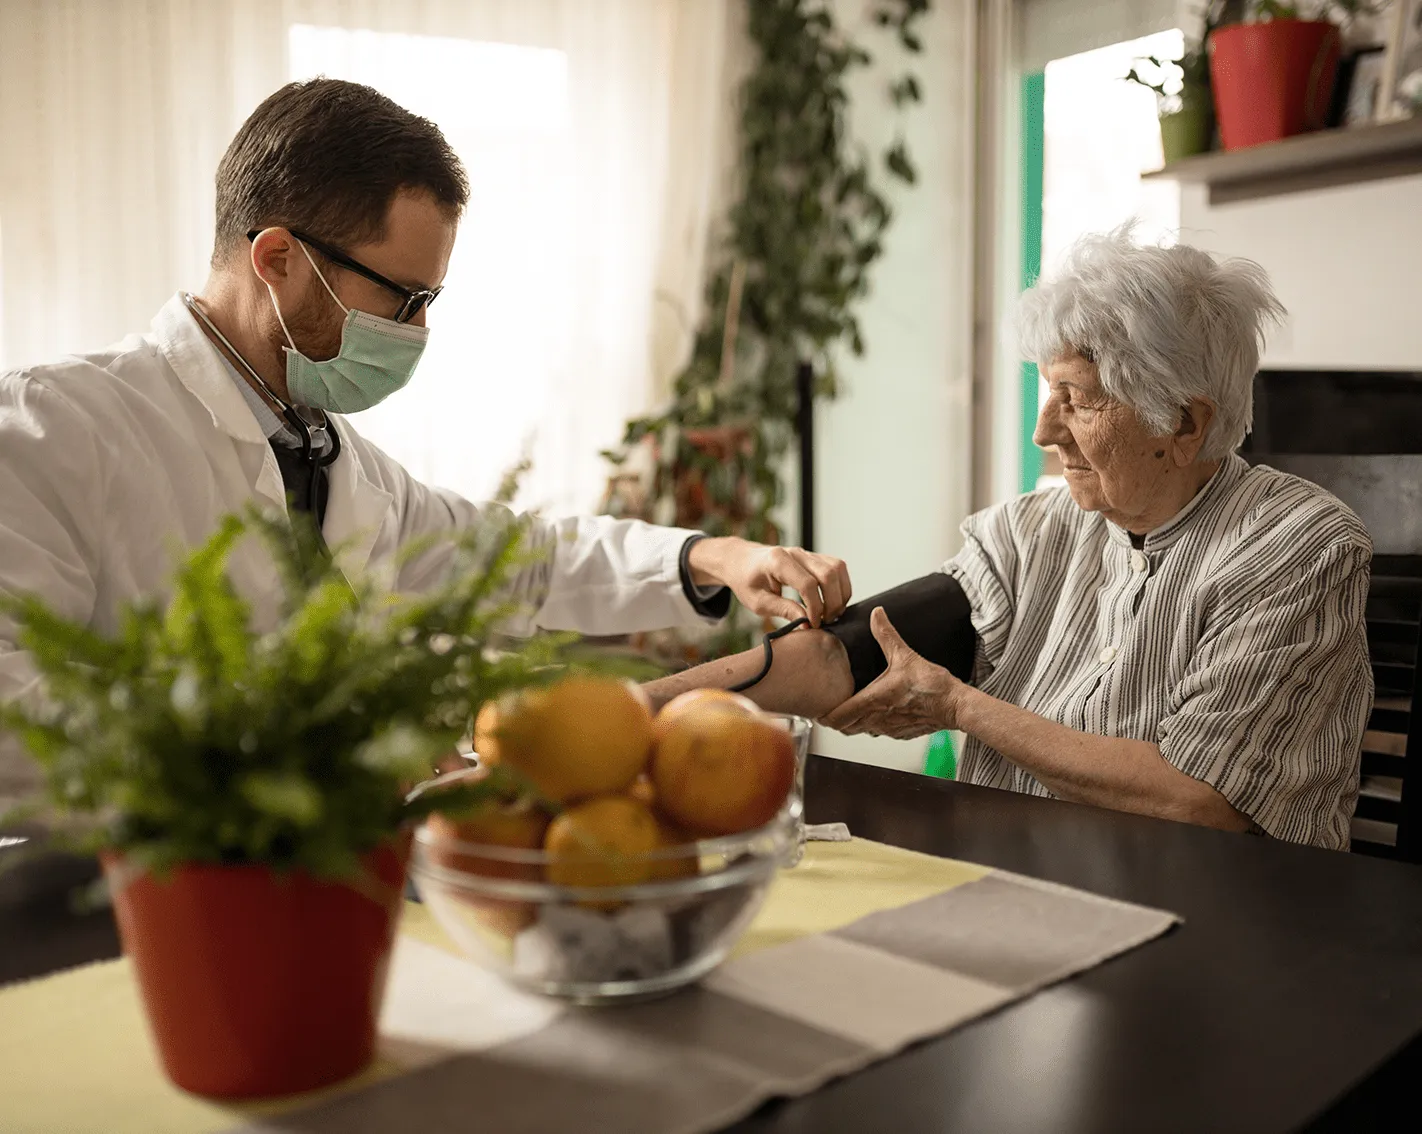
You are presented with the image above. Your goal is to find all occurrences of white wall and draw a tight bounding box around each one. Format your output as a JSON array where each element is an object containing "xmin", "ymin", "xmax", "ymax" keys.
[
  {"xmin": 812, "ymin": 0, "xmax": 976, "ymax": 771},
  {"xmin": 1179, "ymin": 176, "xmax": 1422, "ymax": 370}
]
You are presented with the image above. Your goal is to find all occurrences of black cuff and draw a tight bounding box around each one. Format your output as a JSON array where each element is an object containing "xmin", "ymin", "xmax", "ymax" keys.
[
  {"xmin": 678, "ymin": 535, "xmax": 732, "ymax": 620},
  {"xmin": 823, "ymin": 573, "xmax": 976, "ymax": 692}
]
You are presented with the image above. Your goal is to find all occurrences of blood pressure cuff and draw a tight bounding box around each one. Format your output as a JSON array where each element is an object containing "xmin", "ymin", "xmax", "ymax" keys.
[{"xmin": 822, "ymin": 572, "xmax": 976, "ymax": 693}]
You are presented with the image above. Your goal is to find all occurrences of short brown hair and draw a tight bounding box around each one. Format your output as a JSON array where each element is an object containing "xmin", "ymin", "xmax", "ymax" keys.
[{"xmin": 212, "ymin": 78, "xmax": 468, "ymax": 264}]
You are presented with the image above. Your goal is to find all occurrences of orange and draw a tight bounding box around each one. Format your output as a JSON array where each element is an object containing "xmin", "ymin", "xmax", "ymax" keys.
[
  {"xmin": 647, "ymin": 818, "xmax": 700, "ymax": 882},
  {"xmin": 651, "ymin": 707, "xmax": 796, "ymax": 836},
  {"xmin": 423, "ymin": 798, "xmax": 550, "ymax": 939},
  {"xmin": 543, "ymin": 795, "xmax": 661, "ymax": 890},
  {"xmin": 423, "ymin": 802, "xmax": 549, "ymax": 880},
  {"xmin": 653, "ymin": 688, "xmax": 758, "ymax": 742},
  {"xmin": 474, "ymin": 676, "xmax": 654, "ymax": 803},
  {"xmin": 628, "ymin": 772, "xmax": 657, "ymax": 808}
]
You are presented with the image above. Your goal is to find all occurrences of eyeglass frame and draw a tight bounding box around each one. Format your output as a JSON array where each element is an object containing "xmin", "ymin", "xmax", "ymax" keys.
[{"xmin": 245, "ymin": 228, "xmax": 442, "ymax": 324}]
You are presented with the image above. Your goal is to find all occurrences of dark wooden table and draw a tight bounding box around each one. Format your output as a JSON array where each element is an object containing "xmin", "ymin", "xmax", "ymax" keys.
[
  {"xmin": 4, "ymin": 756, "xmax": 1422, "ymax": 1133},
  {"xmin": 732, "ymin": 757, "xmax": 1422, "ymax": 1134}
]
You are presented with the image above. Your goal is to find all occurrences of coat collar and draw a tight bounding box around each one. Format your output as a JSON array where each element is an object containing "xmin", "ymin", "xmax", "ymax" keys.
[
  {"xmin": 151, "ymin": 292, "xmax": 393, "ymax": 578},
  {"xmin": 152, "ymin": 293, "xmax": 270, "ymax": 446}
]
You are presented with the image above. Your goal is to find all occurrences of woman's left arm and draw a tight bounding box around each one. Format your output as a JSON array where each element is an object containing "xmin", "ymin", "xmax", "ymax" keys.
[
  {"xmin": 822, "ymin": 607, "xmax": 1254, "ymax": 832},
  {"xmin": 948, "ymin": 683, "xmax": 1253, "ymax": 830}
]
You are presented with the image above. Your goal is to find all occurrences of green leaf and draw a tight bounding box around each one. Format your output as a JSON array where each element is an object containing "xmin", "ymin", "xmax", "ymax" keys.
[
  {"xmin": 885, "ymin": 141, "xmax": 917, "ymax": 184},
  {"xmin": 598, "ymin": 0, "xmax": 925, "ymax": 552},
  {"xmin": 1, "ymin": 506, "xmax": 625, "ymax": 878},
  {"xmin": 239, "ymin": 772, "xmax": 323, "ymax": 827},
  {"xmin": 890, "ymin": 75, "xmax": 923, "ymax": 106}
]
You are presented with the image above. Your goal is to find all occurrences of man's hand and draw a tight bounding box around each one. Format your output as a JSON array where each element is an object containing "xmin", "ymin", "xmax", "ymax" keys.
[
  {"xmin": 687, "ymin": 537, "xmax": 851, "ymax": 627},
  {"xmin": 821, "ymin": 607, "xmax": 962, "ymax": 739}
]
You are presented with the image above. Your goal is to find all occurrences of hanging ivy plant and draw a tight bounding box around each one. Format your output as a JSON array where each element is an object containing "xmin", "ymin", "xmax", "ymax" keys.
[{"xmin": 604, "ymin": 0, "xmax": 930, "ymax": 579}]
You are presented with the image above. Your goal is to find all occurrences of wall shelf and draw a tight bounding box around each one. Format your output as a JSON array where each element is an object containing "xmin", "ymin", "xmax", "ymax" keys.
[{"xmin": 1142, "ymin": 117, "xmax": 1422, "ymax": 204}]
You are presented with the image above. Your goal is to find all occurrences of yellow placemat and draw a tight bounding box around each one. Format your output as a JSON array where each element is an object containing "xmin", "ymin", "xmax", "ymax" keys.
[
  {"xmin": 737, "ymin": 838, "xmax": 987, "ymax": 956},
  {"xmin": 0, "ymin": 839, "xmax": 987, "ymax": 1134}
]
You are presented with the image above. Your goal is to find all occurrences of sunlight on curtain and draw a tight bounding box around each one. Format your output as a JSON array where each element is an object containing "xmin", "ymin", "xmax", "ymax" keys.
[
  {"xmin": 0, "ymin": 0, "xmax": 732, "ymax": 517},
  {"xmin": 289, "ymin": 25, "xmax": 578, "ymax": 511},
  {"xmin": 282, "ymin": 2, "xmax": 736, "ymax": 516},
  {"xmin": 0, "ymin": 0, "xmax": 287, "ymax": 370}
]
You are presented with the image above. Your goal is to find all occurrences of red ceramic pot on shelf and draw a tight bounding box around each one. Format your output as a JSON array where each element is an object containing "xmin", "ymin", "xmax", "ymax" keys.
[
  {"xmin": 101, "ymin": 838, "xmax": 409, "ymax": 1099},
  {"xmin": 1209, "ymin": 20, "xmax": 1341, "ymax": 150}
]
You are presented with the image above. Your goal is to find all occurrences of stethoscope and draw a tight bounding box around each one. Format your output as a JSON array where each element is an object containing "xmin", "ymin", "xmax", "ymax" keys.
[{"xmin": 181, "ymin": 292, "xmax": 342, "ymax": 470}]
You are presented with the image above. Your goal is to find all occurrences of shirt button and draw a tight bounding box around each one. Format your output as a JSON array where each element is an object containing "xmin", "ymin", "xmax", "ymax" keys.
[
  {"xmin": 1099, "ymin": 645, "xmax": 1118, "ymax": 664},
  {"xmin": 1130, "ymin": 551, "xmax": 1148, "ymax": 573}
]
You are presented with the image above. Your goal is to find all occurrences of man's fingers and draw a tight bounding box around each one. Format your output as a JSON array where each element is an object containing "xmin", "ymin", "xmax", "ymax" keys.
[
  {"xmin": 794, "ymin": 552, "xmax": 842, "ymax": 620},
  {"xmin": 773, "ymin": 555, "xmax": 825, "ymax": 627},
  {"xmin": 794, "ymin": 550, "xmax": 848, "ymax": 621},
  {"xmin": 747, "ymin": 591, "xmax": 809, "ymax": 625}
]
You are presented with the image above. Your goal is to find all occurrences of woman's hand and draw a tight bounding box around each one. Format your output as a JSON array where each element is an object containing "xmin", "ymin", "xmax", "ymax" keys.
[{"xmin": 821, "ymin": 607, "xmax": 964, "ymax": 739}]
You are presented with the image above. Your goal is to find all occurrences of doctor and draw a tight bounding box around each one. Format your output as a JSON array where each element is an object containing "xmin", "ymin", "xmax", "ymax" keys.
[{"xmin": 0, "ymin": 78, "xmax": 851, "ymax": 802}]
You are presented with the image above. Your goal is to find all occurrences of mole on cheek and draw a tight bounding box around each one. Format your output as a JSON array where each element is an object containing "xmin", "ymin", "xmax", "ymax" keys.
[{"xmin": 1155, "ymin": 450, "xmax": 1165, "ymax": 458}]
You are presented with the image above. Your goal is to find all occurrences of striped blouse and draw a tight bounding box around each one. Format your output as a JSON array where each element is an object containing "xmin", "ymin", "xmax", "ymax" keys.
[{"xmin": 943, "ymin": 454, "xmax": 1373, "ymax": 850}]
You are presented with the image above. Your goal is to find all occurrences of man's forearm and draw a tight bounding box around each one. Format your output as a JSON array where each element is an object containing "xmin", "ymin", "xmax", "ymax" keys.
[
  {"xmin": 953, "ymin": 686, "xmax": 1252, "ymax": 831},
  {"xmin": 642, "ymin": 628, "xmax": 855, "ymax": 718}
]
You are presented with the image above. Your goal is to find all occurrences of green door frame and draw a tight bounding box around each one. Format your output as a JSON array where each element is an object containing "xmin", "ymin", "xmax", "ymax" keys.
[
  {"xmin": 1019, "ymin": 70, "xmax": 1045, "ymax": 494},
  {"xmin": 928, "ymin": 69, "xmax": 1045, "ymax": 780}
]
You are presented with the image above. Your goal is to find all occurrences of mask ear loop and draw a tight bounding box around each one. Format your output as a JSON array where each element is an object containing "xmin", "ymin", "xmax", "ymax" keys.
[
  {"xmin": 296, "ymin": 240, "xmax": 351, "ymax": 315},
  {"xmin": 264, "ymin": 242, "xmax": 347, "ymax": 464},
  {"xmin": 267, "ymin": 241, "xmax": 350, "ymax": 359},
  {"xmin": 727, "ymin": 617, "xmax": 810, "ymax": 693}
]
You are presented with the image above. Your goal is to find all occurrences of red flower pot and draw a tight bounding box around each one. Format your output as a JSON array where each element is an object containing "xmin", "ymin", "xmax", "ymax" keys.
[
  {"xmin": 1210, "ymin": 20, "xmax": 1341, "ymax": 150},
  {"xmin": 101, "ymin": 839, "xmax": 409, "ymax": 1099}
]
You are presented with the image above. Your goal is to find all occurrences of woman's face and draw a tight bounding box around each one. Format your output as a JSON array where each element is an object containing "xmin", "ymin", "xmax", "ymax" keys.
[{"xmin": 1033, "ymin": 354, "xmax": 1205, "ymax": 533}]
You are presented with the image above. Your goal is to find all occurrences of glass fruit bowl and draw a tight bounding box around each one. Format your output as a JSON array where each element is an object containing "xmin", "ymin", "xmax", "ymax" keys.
[{"xmin": 409, "ymin": 807, "xmax": 789, "ymax": 1004}]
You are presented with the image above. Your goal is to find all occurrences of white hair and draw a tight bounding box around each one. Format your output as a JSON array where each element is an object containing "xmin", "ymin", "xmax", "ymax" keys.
[{"xmin": 1016, "ymin": 226, "xmax": 1286, "ymax": 459}]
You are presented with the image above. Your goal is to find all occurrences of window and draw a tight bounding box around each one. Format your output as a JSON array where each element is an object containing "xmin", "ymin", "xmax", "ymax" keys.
[
  {"xmin": 288, "ymin": 25, "xmax": 577, "ymax": 510},
  {"xmin": 1033, "ymin": 29, "xmax": 1185, "ymax": 487},
  {"xmin": 1042, "ymin": 30, "xmax": 1183, "ymax": 274}
]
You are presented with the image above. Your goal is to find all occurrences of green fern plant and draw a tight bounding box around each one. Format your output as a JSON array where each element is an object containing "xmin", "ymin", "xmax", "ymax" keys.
[
  {"xmin": 0, "ymin": 507, "xmax": 626, "ymax": 879},
  {"xmin": 605, "ymin": 0, "xmax": 930, "ymax": 548}
]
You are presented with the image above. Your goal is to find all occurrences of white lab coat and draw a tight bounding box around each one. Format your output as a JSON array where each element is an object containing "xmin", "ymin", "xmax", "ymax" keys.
[{"xmin": 0, "ymin": 293, "xmax": 711, "ymax": 799}]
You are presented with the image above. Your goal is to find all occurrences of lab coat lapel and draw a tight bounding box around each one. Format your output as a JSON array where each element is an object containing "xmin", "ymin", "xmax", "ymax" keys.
[
  {"xmin": 151, "ymin": 293, "xmax": 287, "ymax": 509},
  {"xmin": 323, "ymin": 418, "xmax": 393, "ymax": 582}
]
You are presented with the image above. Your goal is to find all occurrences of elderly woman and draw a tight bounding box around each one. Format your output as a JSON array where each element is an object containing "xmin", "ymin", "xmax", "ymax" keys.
[{"xmin": 646, "ymin": 230, "xmax": 1373, "ymax": 850}]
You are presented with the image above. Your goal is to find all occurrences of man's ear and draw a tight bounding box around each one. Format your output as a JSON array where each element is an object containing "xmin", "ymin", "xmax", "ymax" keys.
[
  {"xmin": 249, "ymin": 228, "xmax": 301, "ymax": 289},
  {"xmin": 1172, "ymin": 397, "xmax": 1216, "ymax": 466}
]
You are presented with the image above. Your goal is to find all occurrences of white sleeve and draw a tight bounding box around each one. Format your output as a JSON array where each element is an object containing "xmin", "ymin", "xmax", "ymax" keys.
[
  {"xmin": 0, "ymin": 374, "xmax": 104, "ymax": 806},
  {"xmin": 391, "ymin": 475, "xmax": 718, "ymax": 638}
]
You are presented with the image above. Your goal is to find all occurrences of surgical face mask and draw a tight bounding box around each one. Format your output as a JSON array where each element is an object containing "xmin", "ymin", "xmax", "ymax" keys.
[{"xmin": 268, "ymin": 242, "xmax": 429, "ymax": 414}]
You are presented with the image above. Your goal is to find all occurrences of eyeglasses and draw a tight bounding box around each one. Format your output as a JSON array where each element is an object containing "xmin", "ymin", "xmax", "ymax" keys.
[{"xmin": 246, "ymin": 228, "xmax": 442, "ymax": 324}]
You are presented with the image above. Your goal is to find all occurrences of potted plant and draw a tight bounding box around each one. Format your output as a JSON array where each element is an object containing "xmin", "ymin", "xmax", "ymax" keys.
[
  {"xmin": 1126, "ymin": 37, "xmax": 1216, "ymax": 164},
  {"xmin": 1209, "ymin": 1, "xmax": 1372, "ymax": 149},
  {"xmin": 0, "ymin": 507, "xmax": 592, "ymax": 1099}
]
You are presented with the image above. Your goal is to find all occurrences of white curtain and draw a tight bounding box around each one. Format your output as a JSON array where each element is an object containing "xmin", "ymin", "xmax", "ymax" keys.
[
  {"xmin": 0, "ymin": 0, "xmax": 733, "ymax": 515},
  {"xmin": 0, "ymin": 1, "xmax": 289, "ymax": 369}
]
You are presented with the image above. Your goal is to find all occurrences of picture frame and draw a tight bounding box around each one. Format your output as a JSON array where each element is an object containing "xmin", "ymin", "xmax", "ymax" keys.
[
  {"xmin": 1378, "ymin": 0, "xmax": 1422, "ymax": 120},
  {"xmin": 1342, "ymin": 47, "xmax": 1387, "ymax": 125}
]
